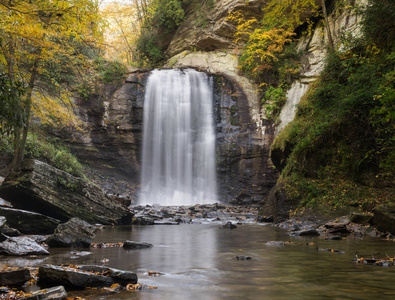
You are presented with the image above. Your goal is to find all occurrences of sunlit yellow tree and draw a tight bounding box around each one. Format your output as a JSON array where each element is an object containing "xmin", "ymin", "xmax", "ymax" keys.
[
  {"xmin": 0, "ymin": 0, "xmax": 105, "ymax": 171},
  {"xmin": 101, "ymin": 1, "xmax": 141, "ymax": 65}
]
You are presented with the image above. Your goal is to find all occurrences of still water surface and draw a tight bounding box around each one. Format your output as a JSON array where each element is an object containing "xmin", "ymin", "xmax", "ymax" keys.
[{"xmin": 4, "ymin": 222, "xmax": 395, "ymax": 299}]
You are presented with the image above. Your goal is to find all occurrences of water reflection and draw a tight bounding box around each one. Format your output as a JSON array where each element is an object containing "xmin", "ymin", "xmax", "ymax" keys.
[{"xmin": 2, "ymin": 223, "xmax": 395, "ymax": 299}]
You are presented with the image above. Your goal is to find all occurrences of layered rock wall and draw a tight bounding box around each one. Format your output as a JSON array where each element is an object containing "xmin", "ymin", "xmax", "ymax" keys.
[{"xmin": 73, "ymin": 68, "xmax": 277, "ymax": 204}]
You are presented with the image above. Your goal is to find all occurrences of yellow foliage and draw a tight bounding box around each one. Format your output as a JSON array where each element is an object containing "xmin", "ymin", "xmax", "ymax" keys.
[
  {"xmin": 101, "ymin": 2, "xmax": 141, "ymax": 65},
  {"xmin": 0, "ymin": 0, "xmax": 105, "ymax": 131}
]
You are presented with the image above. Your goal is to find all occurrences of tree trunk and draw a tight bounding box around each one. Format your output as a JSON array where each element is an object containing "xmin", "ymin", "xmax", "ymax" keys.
[
  {"xmin": 321, "ymin": 0, "xmax": 334, "ymax": 50},
  {"xmin": 11, "ymin": 58, "xmax": 40, "ymax": 172}
]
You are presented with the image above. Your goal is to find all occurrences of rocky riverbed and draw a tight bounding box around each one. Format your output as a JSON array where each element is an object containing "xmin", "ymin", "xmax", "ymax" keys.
[{"xmin": 1, "ymin": 203, "xmax": 395, "ymax": 299}]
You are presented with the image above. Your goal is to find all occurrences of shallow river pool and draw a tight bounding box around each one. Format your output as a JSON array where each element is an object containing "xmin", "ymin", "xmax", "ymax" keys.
[{"xmin": 2, "ymin": 221, "xmax": 395, "ymax": 299}]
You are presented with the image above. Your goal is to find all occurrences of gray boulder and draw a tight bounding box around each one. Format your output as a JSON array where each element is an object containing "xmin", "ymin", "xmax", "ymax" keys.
[
  {"xmin": 123, "ymin": 241, "xmax": 153, "ymax": 249},
  {"xmin": 79, "ymin": 265, "xmax": 138, "ymax": 285},
  {"xmin": 0, "ymin": 207, "xmax": 60, "ymax": 234},
  {"xmin": 46, "ymin": 218, "xmax": 96, "ymax": 248},
  {"xmin": 0, "ymin": 236, "xmax": 49, "ymax": 256},
  {"xmin": 0, "ymin": 268, "xmax": 31, "ymax": 286},
  {"xmin": 0, "ymin": 159, "xmax": 132, "ymax": 225},
  {"xmin": 20, "ymin": 286, "xmax": 67, "ymax": 300},
  {"xmin": 38, "ymin": 264, "xmax": 137, "ymax": 289}
]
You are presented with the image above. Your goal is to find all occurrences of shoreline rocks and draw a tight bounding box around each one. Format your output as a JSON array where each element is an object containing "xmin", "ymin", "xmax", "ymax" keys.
[
  {"xmin": 38, "ymin": 264, "xmax": 138, "ymax": 289},
  {"xmin": 46, "ymin": 218, "xmax": 96, "ymax": 248},
  {"xmin": 0, "ymin": 159, "xmax": 133, "ymax": 225}
]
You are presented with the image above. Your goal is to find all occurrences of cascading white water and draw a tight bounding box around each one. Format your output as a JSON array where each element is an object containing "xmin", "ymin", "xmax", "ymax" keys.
[{"xmin": 139, "ymin": 69, "xmax": 217, "ymax": 206}]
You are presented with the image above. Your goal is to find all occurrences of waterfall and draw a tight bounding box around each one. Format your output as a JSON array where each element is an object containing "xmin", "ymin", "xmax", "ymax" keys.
[{"xmin": 140, "ymin": 69, "xmax": 217, "ymax": 206}]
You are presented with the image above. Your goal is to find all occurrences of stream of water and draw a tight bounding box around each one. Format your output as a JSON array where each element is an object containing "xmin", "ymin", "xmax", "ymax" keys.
[
  {"xmin": 4, "ymin": 221, "xmax": 395, "ymax": 300},
  {"xmin": 140, "ymin": 69, "xmax": 217, "ymax": 206}
]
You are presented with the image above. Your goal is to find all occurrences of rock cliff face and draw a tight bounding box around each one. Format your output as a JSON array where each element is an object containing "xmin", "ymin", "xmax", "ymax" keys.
[
  {"xmin": 275, "ymin": 4, "xmax": 364, "ymax": 135},
  {"xmin": 73, "ymin": 70, "xmax": 277, "ymax": 204},
  {"xmin": 166, "ymin": 0, "xmax": 267, "ymax": 57},
  {"xmin": 72, "ymin": 1, "xmax": 362, "ymax": 207}
]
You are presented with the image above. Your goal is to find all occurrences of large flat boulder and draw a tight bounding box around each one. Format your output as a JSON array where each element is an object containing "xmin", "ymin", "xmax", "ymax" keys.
[
  {"xmin": 21, "ymin": 286, "xmax": 67, "ymax": 300},
  {"xmin": 0, "ymin": 207, "xmax": 60, "ymax": 234},
  {"xmin": 38, "ymin": 264, "xmax": 137, "ymax": 289},
  {"xmin": 0, "ymin": 267, "xmax": 31, "ymax": 286},
  {"xmin": 0, "ymin": 236, "xmax": 49, "ymax": 256},
  {"xmin": 0, "ymin": 160, "xmax": 132, "ymax": 225},
  {"xmin": 46, "ymin": 218, "xmax": 96, "ymax": 248}
]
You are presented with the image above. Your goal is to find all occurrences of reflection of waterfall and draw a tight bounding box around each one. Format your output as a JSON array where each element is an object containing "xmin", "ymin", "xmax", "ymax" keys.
[{"xmin": 140, "ymin": 69, "xmax": 217, "ymax": 206}]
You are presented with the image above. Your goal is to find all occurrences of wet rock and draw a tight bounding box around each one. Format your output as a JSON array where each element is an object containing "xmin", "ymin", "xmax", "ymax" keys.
[
  {"xmin": 327, "ymin": 226, "xmax": 350, "ymax": 235},
  {"xmin": 0, "ymin": 236, "xmax": 49, "ymax": 256},
  {"xmin": 372, "ymin": 205, "xmax": 395, "ymax": 234},
  {"xmin": 0, "ymin": 268, "xmax": 31, "ymax": 286},
  {"xmin": 0, "ymin": 207, "xmax": 60, "ymax": 234},
  {"xmin": 219, "ymin": 222, "xmax": 237, "ymax": 229},
  {"xmin": 0, "ymin": 233, "xmax": 8, "ymax": 242},
  {"xmin": 147, "ymin": 271, "xmax": 164, "ymax": 277},
  {"xmin": 1, "ymin": 227, "xmax": 21, "ymax": 236},
  {"xmin": 38, "ymin": 264, "xmax": 137, "ymax": 288},
  {"xmin": 234, "ymin": 256, "xmax": 252, "ymax": 260},
  {"xmin": 293, "ymin": 229, "xmax": 320, "ymax": 236},
  {"xmin": 38, "ymin": 265, "xmax": 112, "ymax": 289},
  {"xmin": 132, "ymin": 216, "xmax": 154, "ymax": 225},
  {"xmin": 46, "ymin": 218, "xmax": 96, "ymax": 248},
  {"xmin": 0, "ymin": 159, "xmax": 132, "ymax": 225},
  {"xmin": 256, "ymin": 215, "xmax": 274, "ymax": 223},
  {"xmin": 350, "ymin": 212, "xmax": 373, "ymax": 225},
  {"xmin": 374, "ymin": 260, "xmax": 394, "ymax": 267},
  {"xmin": 79, "ymin": 265, "xmax": 138, "ymax": 285},
  {"xmin": 325, "ymin": 216, "xmax": 350, "ymax": 228},
  {"xmin": 20, "ymin": 285, "xmax": 67, "ymax": 300},
  {"xmin": 123, "ymin": 241, "xmax": 153, "ymax": 249}
]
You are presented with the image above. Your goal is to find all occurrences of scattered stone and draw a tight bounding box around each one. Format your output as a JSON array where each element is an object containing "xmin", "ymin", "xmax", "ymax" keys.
[
  {"xmin": 148, "ymin": 271, "xmax": 164, "ymax": 276},
  {"xmin": 20, "ymin": 285, "xmax": 67, "ymax": 300},
  {"xmin": 1, "ymin": 227, "xmax": 21, "ymax": 237},
  {"xmin": 102, "ymin": 283, "xmax": 122, "ymax": 294},
  {"xmin": 0, "ymin": 236, "xmax": 49, "ymax": 256},
  {"xmin": 90, "ymin": 242, "xmax": 123, "ymax": 248},
  {"xmin": 0, "ymin": 267, "xmax": 31, "ymax": 286},
  {"xmin": 46, "ymin": 218, "xmax": 96, "ymax": 248},
  {"xmin": 256, "ymin": 215, "xmax": 274, "ymax": 223},
  {"xmin": 38, "ymin": 264, "xmax": 137, "ymax": 289},
  {"xmin": 325, "ymin": 216, "xmax": 350, "ymax": 228},
  {"xmin": 219, "ymin": 222, "xmax": 237, "ymax": 229},
  {"xmin": 374, "ymin": 260, "xmax": 394, "ymax": 267},
  {"xmin": 350, "ymin": 212, "xmax": 373, "ymax": 225},
  {"xmin": 79, "ymin": 265, "xmax": 138, "ymax": 285},
  {"xmin": 293, "ymin": 229, "xmax": 320, "ymax": 236},
  {"xmin": 234, "ymin": 256, "xmax": 252, "ymax": 260},
  {"xmin": 123, "ymin": 241, "xmax": 153, "ymax": 249},
  {"xmin": 132, "ymin": 216, "xmax": 154, "ymax": 225},
  {"xmin": 0, "ymin": 207, "xmax": 60, "ymax": 235}
]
